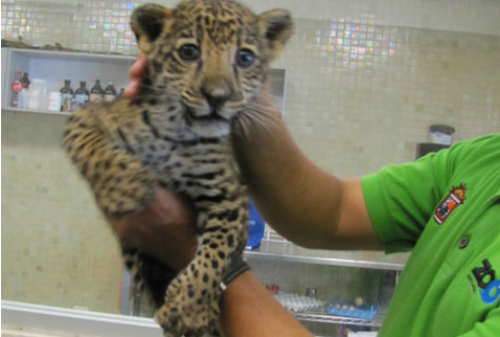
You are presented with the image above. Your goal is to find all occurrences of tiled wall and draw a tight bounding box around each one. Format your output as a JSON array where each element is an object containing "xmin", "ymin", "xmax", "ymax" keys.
[
  {"xmin": 282, "ymin": 20, "xmax": 500, "ymax": 176},
  {"xmin": 2, "ymin": 0, "xmax": 500, "ymax": 315},
  {"xmin": 2, "ymin": 112, "xmax": 124, "ymax": 313}
]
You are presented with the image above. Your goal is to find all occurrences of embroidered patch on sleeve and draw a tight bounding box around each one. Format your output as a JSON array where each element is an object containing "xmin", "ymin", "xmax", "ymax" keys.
[{"xmin": 434, "ymin": 185, "xmax": 466, "ymax": 225}]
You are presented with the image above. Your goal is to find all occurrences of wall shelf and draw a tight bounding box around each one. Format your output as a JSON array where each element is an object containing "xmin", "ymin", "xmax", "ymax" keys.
[
  {"xmin": 2, "ymin": 47, "xmax": 288, "ymax": 115},
  {"xmin": 245, "ymin": 243, "xmax": 404, "ymax": 271},
  {"xmin": 244, "ymin": 228, "xmax": 405, "ymax": 271},
  {"xmin": 293, "ymin": 310, "xmax": 384, "ymax": 327},
  {"xmin": 3, "ymin": 107, "xmax": 71, "ymax": 117}
]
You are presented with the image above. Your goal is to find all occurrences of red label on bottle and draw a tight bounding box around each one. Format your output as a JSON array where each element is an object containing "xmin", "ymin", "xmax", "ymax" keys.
[{"xmin": 12, "ymin": 82, "xmax": 23, "ymax": 91}]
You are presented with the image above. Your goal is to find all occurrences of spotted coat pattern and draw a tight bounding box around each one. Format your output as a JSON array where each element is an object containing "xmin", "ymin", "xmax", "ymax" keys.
[{"xmin": 63, "ymin": 1, "xmax": 293, "ymax": 336}]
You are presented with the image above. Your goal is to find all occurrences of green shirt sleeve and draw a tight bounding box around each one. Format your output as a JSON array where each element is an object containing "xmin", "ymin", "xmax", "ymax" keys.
[
  {"xmin": 361, "ymin": 147, "xmax": 453, "ymax": 253},
  {"xmin": 456, "ymin": 306, "xmax": 500, "ymax": 337}
]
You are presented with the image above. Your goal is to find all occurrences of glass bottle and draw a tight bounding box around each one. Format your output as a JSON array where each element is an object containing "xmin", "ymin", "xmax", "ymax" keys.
[
  {"xmin": 89, "ymin": 79, "xmax": 104, "ymax": 104},
  {"xmin": 74, "ymin": 81, "xmax": 90, "ymax": 109},
  {"xmin": 103, "ymin": 81, "xmax": 117, "ymax": 102},
  {"xmin": 21, "ymin": 72, "xmax": 30, "ymax": 89},
  {"xmin": 60, "ymin": 79, "xmax": 74, "ymax": 112},
  {"xmin": 11, "ymin": 70, "xmax": 23, "ymax": 107}
]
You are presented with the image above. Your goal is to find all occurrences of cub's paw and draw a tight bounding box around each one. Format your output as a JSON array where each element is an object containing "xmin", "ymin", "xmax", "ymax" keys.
[{"xmin": 155, "ymin": 278, "xmax": 221, "ymax": 337}]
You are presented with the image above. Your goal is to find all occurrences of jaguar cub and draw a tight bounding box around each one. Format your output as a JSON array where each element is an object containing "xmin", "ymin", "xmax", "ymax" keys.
[{"xmin": 63, "ymin": 0, "xmax": 293, "ymax": 336}]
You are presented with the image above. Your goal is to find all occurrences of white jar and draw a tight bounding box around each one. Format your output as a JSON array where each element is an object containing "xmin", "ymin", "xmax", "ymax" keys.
[
  {"xmin": 18, "ymin": 89, "xmax": 28, "ymax": 109},
  {"xmin": 27, "ymin": 89, "xmax": 43, "ymax": 110},
  {"xmin": 429, "ymin": 124, "xmax": 455, "ymax": 145},
  {"xmin": 47, "ymin": 92, "xmax": 62, "ymax": 111},
  {"xmin": 27, "ymin": 79, "xmax": 47, "ymax": 110}
]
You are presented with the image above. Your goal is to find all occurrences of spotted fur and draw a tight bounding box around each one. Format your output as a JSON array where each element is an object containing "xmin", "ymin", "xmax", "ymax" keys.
[{"xmin": 63, "ymin": 1, "xmax": 293, "ymax": 336}]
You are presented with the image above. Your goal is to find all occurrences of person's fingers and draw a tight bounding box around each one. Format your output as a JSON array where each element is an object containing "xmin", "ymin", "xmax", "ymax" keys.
[
  {"xmin": 262, "ymin": 76, "xmax": 272, "ymax": 93},
  {"xmin": 124, "ymin": 52, "xmax": 148, "ymax": 98},
  {"xmin": 129, "ymin": 52, "xmax": 148, "ymax": 77},
  {"xmin": 124, "ymin": 81, "xmax": 140, "ymax": 98},
  {"xmin": 253, "ymin": 77, "xmax": 279, "ymax": 114}
]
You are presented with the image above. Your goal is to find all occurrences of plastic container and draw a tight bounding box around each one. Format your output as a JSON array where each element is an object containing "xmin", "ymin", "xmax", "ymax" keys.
[
  {"xmin": 18, "ymin": 89, "xmax": 28, "ymax": 109},
  {"xmin": 246, "ymin": 200, "xmax": 265, "ymax": 249},
  {"xmin": 11, "ymin": 70, "xmax": 23, "ymax": 107},
  {"xmin": 326, "ymin": 298, "xmax": 378, "ymax": 321},
  {"xmin": 429, "ymin": 124, "xmax": 455, "ymax": 145},
  {"xmin": 47, "ymin": 92, "xmax": 62, "ymax": 111},
  {"xmin": 27, "ymin": 79, "xmax": 47, "ymax": 110}
]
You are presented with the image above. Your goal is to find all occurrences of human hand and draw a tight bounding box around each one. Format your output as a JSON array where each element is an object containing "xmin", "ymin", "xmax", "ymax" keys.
[
  {"xmin": 253, "ymin": 79, "xmax": 279, "ymax": 116},
  {"xmin": 109, "ymin": 188, "xmax": 197, "ymax": 273}
]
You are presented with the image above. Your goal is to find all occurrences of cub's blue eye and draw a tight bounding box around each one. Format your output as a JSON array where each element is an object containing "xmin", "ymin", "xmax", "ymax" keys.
[
  {"xmin": 178, "ymin": 44, "xmax": 200, "ymax": 61},
  {"xmin": 236, "ymin": 49, "xmax": 256, "ymax": 68}
]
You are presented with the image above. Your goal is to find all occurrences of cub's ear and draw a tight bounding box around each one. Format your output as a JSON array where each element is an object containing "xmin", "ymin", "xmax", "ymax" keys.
[
  {"xmin": 257, "ymin": 9, "xmax": 294, "ymax": 61},
  {"xmin": 131, "ymin": 3, "xmax": 172, "ymax": 53}
]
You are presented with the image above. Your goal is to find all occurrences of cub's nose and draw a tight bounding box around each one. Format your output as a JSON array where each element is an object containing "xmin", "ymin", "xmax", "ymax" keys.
[{"xmin": 201, "ymin": 88, "xmax": 232, "ymax": 111}]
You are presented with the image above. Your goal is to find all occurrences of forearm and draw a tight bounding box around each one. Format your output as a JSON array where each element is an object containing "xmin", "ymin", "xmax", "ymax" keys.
[
  {"xmin": 232, "ymin": 112, "xmax": 344, "ymax": 249},
  {"xmin": 220, "ymin": 271, "xmax": 313, "ymax": 337}
]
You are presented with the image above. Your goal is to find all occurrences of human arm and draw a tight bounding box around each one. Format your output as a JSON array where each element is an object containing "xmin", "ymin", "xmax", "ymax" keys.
[
  {"xmin": 113, "ymin": 56, "xmax": 314, "ymax": 336},
  {"xmin": 110, "ymin": 191, "xmax": 313, "ymax": 337},
  {"xmin": 231, "ymin": 84, "xmax": 381, "ymax": 250},
  {"xmin": 124, "ymin": 53, "xmax": 374, "ymax": 250},
  {"xmin": 220, "ymin": 271, "xmax": 314, "ymax": 337}
]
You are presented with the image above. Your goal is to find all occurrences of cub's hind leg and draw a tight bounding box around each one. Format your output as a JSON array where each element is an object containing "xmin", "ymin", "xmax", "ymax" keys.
[{"xmin": 122, "ymin": 245, "xmax": 177, "ymax": 310}]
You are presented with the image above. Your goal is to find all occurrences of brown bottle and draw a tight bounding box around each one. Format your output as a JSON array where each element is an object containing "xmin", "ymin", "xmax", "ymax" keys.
[
  {"xmin": 21, "ymin": 72, "xmax": 30, "ymax": 89},
  {"xmin": 60, "ymin": 80, "xmax": 74, "ymax": 112},
  {"xmin": 74, "ymin": 81, "xmax": 90, "ymax": 109},
  {"xmin": 89, "ymin": 79, "xmax": 103, "ymax": 104},
  {"xmin": 103, "ymin": 81, "xmax": 117, "ymax": 102}
]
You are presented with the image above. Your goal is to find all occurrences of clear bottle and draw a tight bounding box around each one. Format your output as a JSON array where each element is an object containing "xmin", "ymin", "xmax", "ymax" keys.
[
  {"xmin": 11, "ymin": 70, "xmax": 23, "ymax": 107},
  {"xmin": 18, "ymin": 73, "xmax": 31, "ymax": 109},
  {"xmin": 18, "ymin": 88, "xmax": 28, "ymax": 109},
  {"xmin": 103, "ymin": 81, "xmax": 117, "ymax": 102},
  {"xmin": 89, "ymin": 79, "xmax": 104, "ymax": 104},
  {"xmin": 74, "ymin": 81, "xmax": 90, "ymax": 109},
  {"xmin": 60, "ymin": 79, "xmax": 75, "ymax": 112}
]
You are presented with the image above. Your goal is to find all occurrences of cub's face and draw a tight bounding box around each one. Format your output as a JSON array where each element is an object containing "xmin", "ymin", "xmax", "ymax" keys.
[{"xmin": 131, "ymin": 0, "xmax": 293, "ymax": 137}]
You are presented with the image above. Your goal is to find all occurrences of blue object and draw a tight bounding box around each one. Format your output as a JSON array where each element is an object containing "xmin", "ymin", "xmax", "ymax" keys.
[
  {"xmin": 246, "ymin": 200, "xmax": 265, "ymax": 249},
  {"xmin": 326, "ymin": 299, "xmax": 378, "ymax": 321}
]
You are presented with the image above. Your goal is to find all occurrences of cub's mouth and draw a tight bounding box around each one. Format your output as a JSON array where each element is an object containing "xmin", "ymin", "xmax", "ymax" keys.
[{"xmin": 184, "ymin": 107, "xmax": 231, "ymax": 124}]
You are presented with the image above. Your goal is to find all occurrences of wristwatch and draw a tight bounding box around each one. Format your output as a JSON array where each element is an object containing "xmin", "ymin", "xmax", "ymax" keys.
[{"xmin": 220, "ymin": 253, "xmax": 250, "ymax": 290}]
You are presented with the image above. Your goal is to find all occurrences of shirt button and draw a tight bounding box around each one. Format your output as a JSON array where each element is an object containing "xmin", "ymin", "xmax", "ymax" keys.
[{"xmin": 458, "ymin": 237, "xmax": 470, "ymax": 249}]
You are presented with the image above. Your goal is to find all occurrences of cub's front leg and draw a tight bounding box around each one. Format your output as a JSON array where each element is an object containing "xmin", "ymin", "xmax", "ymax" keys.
[
  {"xmin": 64, "ymin": 106, "xmax": 170, "ymax": 314},
  {"xmin": 63, "ymin": 106, "xmax": 157, "ymax": 219},
  {"xmin": 155, "ymin": 202, "xmax": 249, "ymax": 337}
]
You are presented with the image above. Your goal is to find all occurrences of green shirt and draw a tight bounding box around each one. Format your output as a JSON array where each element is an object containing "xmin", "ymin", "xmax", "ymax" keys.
[{"xmin": 362, "ymin": 134, "xmax": 500, "ymax": 337}]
